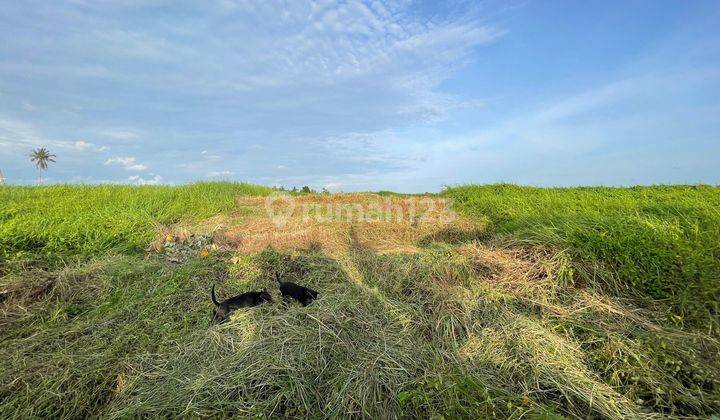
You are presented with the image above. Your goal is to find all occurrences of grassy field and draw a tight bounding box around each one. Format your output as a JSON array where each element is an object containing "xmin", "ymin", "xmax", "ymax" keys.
[{"xmin": 1, "ymin": 183, "xmax": 718, "ymax": 418}]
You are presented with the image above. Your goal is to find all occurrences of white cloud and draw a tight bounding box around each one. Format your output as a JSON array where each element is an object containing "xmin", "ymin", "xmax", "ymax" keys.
[
  {"xmin": 323, "ymin": 182, "xmax": 342, "ymax": 191},
  {"xmin": 0, "ymin": 118, "xmax": 47, "ymax": 151},
  {"xmin": 379, "ymin": 68, "xmax": 720, "ymax": 190},
  {"xmin": 74, "ymin": 140, "xmax": 107, "ymax": 152},
  {"xmin": 105, "ymin": 156, "xmax": 148, "ymax": 171},
  {"xmin": 200, "ymin": 150, "xmax": 222, "ymax": 160},
  {"xmin": 0, "ymin": 1, "xmax": 504, "ymax": 187},
  {"xmin": 128, "ymin": 174, "xmax": 163, "ymax": 185},
  {"xmin": 207, "ymin": 170, "xmax": 233, "ymax": 177},
  {"xmin": 74, "ymin": 141, "xmax": 92, "ymax": 150},
  {"xmin": 2, "ymin": 1, "xmax": 499, "ymax": 124},
  {"xmin": 96, "ymin": 129, "xmax": 142, "ymax": 141},
  {"xmin": 0, "ymin": 117, "xmax": 108, "ymax": 153}
]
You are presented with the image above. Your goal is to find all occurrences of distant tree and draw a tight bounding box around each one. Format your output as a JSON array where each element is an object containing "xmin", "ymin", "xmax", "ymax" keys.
[
  {"xmin": 321, "ymin": 187, "xmax": 330, "ymax": 195},
  {"xmin": 291, "ymin": 186, "xmax": 298, "ymax": 193},
  {"xmin": 300, "ymin": 186, "xmax": 312, "ymax": 194},
  {"xmin": 29, "ymin": 147, "xmax": 56, "ymax": 185}
]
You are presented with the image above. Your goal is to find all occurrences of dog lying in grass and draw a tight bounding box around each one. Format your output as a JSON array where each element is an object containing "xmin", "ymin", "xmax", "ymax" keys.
[
  {"xmin": 275, "ymin": 273, "xmax": 319, "ymax": 306},
  {"xmin": 210, "ymin": 284, "xmax": 273, "ymax": 324}
]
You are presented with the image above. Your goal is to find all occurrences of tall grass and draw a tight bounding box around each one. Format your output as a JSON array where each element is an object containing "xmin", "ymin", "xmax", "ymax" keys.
[
  {"xmin": 443, "ymin": 184, "xmax": 720, "ymax": 330},
  {"xmin": 0, "ymin": 182, "xmax": 271, "ymax": 270}
]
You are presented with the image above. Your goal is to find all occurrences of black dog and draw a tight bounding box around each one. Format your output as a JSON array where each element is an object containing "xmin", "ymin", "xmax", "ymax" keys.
[
  {"xmin": 210, "ymin": 284, "xmax": 273, "ymax": 324},
  {"xmin": 275, "ymin": 273, "xmax": 319, "ymax": 306}
]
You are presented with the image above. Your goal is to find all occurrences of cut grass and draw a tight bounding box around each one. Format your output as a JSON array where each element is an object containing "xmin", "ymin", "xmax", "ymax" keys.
[
  {"xmin": 1, "ymin": 183, "xmax": 719, "ymax": 418},
  {"xmin": 443, "ymin": 184, "xmax": 720, "ymax": 331}
]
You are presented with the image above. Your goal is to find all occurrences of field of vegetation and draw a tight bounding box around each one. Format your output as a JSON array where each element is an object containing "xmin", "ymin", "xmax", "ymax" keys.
[{"xmin": 1, "ymin": 183, "xmax": 718, "ymax": 418}]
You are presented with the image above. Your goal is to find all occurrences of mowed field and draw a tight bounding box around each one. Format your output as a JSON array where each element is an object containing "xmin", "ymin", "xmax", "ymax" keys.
[{"xmin": 1, "ymin": 183, "xmax": 719, "ymax": 418}]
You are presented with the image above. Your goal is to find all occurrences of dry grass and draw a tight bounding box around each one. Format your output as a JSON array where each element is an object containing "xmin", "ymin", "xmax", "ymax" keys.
[
  {"xmin": 158, "ymin": 194, "xmax": 476, "ymax": 258},
  {"xmin": 3, "ymin": 191, "xmax": 719, "ymax": 418}
]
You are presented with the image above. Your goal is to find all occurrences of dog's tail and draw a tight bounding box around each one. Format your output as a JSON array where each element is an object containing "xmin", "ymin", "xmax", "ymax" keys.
[{"xmin": 211, "ymin": 284, "xmax": 220, "ymax": 306}]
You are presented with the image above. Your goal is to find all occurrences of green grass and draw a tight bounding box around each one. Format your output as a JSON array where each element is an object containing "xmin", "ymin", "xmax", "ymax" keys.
[
  {"xmin": 443, "ymin": 184, "xmax": 720, "ymax": 331},
  {"xmin": 1, "ymin": 183, "xmax": 719, "ymax": 418},
  {"xmin": 0, "ymin": 182, "xmax": 271, "ymax": 271}
]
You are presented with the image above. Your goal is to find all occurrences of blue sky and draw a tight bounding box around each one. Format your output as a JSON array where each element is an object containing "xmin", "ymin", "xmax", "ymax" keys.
[{"xmin": 0, "ymin": 0, "xmax": 719, "ymax": 192}]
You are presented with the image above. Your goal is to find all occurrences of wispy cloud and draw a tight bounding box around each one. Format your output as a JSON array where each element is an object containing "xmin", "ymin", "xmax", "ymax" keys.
[
  {"xmin": 207, "ymin": 170, "xmax": 233, "ymax": 178},
  {"xmin": 0, "ymin": 118, "xmax": 108, "ymax": 152},
  {"xmin": 323, "ymin": 181, "xmax": 342, "ymax": 191},
  {"xmin": 0, "ymin": 0, "xmax": 501, "ymax": 185},
  {"xmin": 2, "ymin": 1, "xmax": 717, "ymax": 189},
  {"xmin": 381, "ymin": 68, "xmax": 720, "ymax": 189},
  {"xmin": 104, "ymin": 156, "xmax": 148, "ymax": 171},
  {"xmin": 128, "ymin": 174, "xmax": 163, "ymax": 185},
  {"xmin": 95, "ymin": 129, "xmax": 142, "ymax": 141},
  {"xmin": 74, "ymin": 140, "xmax": 107, "ymax": 152}
]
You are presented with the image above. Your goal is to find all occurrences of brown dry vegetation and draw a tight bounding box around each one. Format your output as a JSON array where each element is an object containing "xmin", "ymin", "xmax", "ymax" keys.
[
  {"xmin": 173, "ymin": 193, "xmax": 474, "ymax": 257},
  {"xmin": 134, "ymin": 194, "xmax": 719, "ymax": 417},
  {"xmin": 2, "ymin": 188, "xmax": 719, "ymax": 418}
]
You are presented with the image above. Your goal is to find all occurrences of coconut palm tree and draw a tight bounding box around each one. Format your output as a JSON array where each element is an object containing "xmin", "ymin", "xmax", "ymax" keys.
[{"xmin": 29, "ymin": 147, "xmax": 56, "ymax": 184}]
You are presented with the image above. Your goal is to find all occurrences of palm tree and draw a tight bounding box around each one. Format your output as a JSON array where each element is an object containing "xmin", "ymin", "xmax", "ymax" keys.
[{"xmin": 29, "ymin": 148, "xmax": 56, "ymax": 184}]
